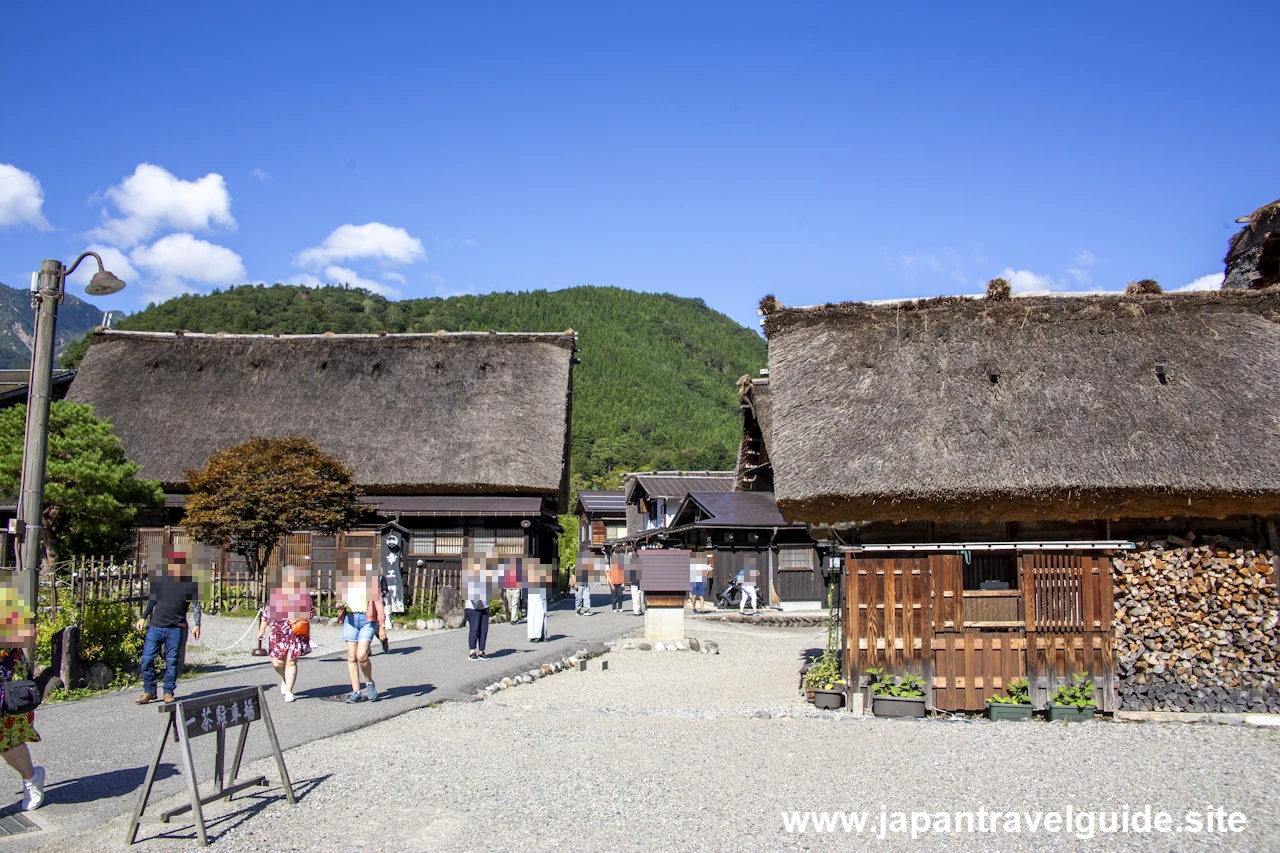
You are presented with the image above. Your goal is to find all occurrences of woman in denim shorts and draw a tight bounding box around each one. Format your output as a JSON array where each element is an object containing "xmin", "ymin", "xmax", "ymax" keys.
[{"xmin": 338, "ymin": 568, "xmax": 387, "ymax": 704}]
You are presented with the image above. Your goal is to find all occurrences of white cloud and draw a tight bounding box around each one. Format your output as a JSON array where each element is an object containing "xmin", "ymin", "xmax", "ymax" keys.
[
  {"xmin": 296, "ymin": 222, "xmax": 425, "ymax": 268},
  {"xmin": 1175, "ymin": 272, "xmax": 1224, "ymax": 292},
  {"xmin": 130, "ymin": 234, "xmax": 246, "ymax": 303},
  {"xmin": 284, "ymin": 273, "xmax": 324, "ymax": 287},
  {"xmin": 67, "ymin": 245, "xmax": 140, "ymax": 289},
  {"xmin": 0, "ymin": 164, "xmax": 50, "ymax": 229},
  {"xmin": 325, "ymin": 265, "xmax": 401, "ymax": 298},
  {"xmin": 92, "ymin": 163, "xmax": 235, "ymax": 247},
  {"xmin": 1001, "ymin": 268, "xmax": 1062, "ymax": 293},
  {"xmin": 383, "ymin": 271, "xmax": 406, "ymax": 285},
  {"xmin": 901, "ymin": 253, "xmax": 944, "ymax": 274},
  {"xmin": 1067, "ymin": 249, "xmax": 1097, "ymax": 286},
  {"xmin": 250, "ymin": 168, "xmax": 269, "ymax": 181},
  {"xmin": 435, "ymin": 281, "xmax": 475, "ymax": 298}
]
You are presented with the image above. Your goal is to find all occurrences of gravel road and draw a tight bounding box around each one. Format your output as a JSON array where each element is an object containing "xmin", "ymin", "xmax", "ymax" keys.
[{"xmin": 24, "ymin": 621, "xmax": 1280, "ymax": 852}]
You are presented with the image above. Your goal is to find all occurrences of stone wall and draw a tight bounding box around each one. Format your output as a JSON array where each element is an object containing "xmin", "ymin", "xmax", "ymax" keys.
[{"xmin": 1113, "ymin": 537, "xmax": 1279, "ymax": 713}]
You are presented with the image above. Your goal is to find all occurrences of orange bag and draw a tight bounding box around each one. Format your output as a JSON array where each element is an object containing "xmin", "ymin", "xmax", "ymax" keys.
[{"xmin": 290, "ymin": 619, "xmax": 310, "ymax": 640}]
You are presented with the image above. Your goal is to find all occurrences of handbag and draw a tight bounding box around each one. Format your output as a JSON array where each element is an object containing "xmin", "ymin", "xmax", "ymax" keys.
[
  {"xmin": 290, "ymin": 618, "xmax": 310, "ymax": 640},
  {"xmin": 2, "ymin": 680, "xmax": 41, "ymax": 715}
]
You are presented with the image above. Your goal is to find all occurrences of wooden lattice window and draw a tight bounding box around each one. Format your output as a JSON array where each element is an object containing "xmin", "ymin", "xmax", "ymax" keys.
[
  {"xmin": 409, "ymin": 529, "xmax": 463, "ymax": 556},
  {"xmin": 495, "ymin": 529, "xmax": 525, "ymax": 556},
  {"xmin": 777, "ymin": 545, "xmax": 816, "ymax": 572}
]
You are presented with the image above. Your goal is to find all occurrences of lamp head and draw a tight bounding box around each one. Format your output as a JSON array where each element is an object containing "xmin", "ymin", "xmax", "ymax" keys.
[{"xmin": 85, "ymin": 269, "xmax": 126, "ymax": 296}]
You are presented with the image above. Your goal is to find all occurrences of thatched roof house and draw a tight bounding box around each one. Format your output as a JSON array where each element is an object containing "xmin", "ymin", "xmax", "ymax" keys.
[
  {"xmin": 67, "ymin": 329, "xmax": 577, "ymax": 510},
  {"xmin": 755, "ymin": 288, "xmax": 1280, "ymax": 525}
]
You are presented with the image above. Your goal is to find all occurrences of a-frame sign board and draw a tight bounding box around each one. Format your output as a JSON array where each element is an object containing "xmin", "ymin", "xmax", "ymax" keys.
[{"xmin": 126, "ymin": 686, "xmax": 296, "ymax": 846}]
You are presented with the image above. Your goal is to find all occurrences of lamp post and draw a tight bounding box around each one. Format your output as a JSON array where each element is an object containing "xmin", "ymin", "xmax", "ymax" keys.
[{"xmin": 16, "ymin": 253, "xmax": 125, "ymax": 654}]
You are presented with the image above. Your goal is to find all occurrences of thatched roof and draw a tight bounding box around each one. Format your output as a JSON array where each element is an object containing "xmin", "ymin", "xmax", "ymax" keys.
[
  {"xmin": 68, "ymin": 330, "xmax": 576, "ymax": 504},
  {"xmin": 760, "ymin": 288, "xmax": 1280, "ymax": 523},
  {"xmin": 1224, "ymin": 199, "xmax": 1280, "ymax": 290}
]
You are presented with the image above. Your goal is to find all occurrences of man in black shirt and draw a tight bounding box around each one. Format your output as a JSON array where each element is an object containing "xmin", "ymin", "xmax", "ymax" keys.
[{"xmin": 134, "ymin": 554, "xmax": 202, "ymax": 704}]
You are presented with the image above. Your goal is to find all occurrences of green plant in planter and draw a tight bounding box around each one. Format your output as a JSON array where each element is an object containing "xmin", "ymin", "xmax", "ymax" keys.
[
  {"xmin": 1049, "ymin": 672, "xmax": 1098, "ymax": 709},
  {"xmin": 988, "ymin": 677, "xmax": 1031, "ymax": 705},
  {"xmin": 805, "ymin": 651, "xmax": 845, "ymax": 690},
  {"xmin": 866, "ymin": 667, "xmax": 925, "ymax": 698}
]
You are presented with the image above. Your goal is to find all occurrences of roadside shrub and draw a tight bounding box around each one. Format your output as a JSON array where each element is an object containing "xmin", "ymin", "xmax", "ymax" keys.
[{"xmin": 79, "ymin": 601, "xmax": 145, "ymax": 673}]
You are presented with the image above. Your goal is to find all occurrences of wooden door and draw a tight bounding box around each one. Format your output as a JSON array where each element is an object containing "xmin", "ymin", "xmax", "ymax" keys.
[
  {"xmin": 844, "ymin": 557, "xmax": 934, "ymax": 697},
  {"xmin": 1021, "ymin": 553, "xmax": 1116, "ymax": 711}
]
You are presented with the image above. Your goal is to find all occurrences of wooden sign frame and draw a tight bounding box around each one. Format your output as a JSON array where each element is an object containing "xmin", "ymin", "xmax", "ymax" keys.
[{"xmin": 126, "ymin": 685, "xmax": 295, "ymax": 846}]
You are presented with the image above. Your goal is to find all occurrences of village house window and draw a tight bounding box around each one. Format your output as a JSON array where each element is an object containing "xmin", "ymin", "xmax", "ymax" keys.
[
  {"xmin": 469, "ymin": 528, "xmax": 525, "ymax": 555},
  {"xmin": 410, "ymin": 529, "xmax": 464, "ymax": 556},
  {"xmin": 495, "ymin": 529, "xmax": 525, "ymax": 555},
  {"xmin": 605, "ymin": 522, "xmax": 626, "ymax": 541},
  {"xmin": 777, "ymin": 545, "xmax": 816, "ymax": 571},
  {"xmin": 963, "ymin": 554, "xmax": 1018, "ymax": 590}
]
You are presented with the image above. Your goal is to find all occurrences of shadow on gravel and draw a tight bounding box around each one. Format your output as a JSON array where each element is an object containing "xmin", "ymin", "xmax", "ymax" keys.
[
  {"xmin": 44, "ymin": 763, "xmax": 181, "ymax": 804},
  {"xmin": 135, "ymin": 774, "xmax": 330, "ymax": 846}
]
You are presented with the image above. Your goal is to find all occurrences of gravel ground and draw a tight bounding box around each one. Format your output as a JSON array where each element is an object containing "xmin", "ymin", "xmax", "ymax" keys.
[{"xmin": 30, "ymin": 622, "xmax": 1280, "ymax": 853}]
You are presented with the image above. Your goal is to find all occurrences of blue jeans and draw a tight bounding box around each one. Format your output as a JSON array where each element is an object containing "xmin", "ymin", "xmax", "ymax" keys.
[
  {"xmin": 466, "ymin": 608, "xmax": 489, "ymax": 652},
  {"xmin": 141, "ymin": 626, "xmax": 183, "ymax": 695}
]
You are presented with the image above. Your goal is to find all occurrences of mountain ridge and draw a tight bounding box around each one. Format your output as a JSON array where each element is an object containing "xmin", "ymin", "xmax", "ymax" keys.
[{"xmin": 0, "ymin": 281, "xmax": 104, "ymax": 369}]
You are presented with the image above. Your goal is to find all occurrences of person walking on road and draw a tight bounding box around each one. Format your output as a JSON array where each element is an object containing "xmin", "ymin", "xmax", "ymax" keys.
[
  {"xmin": 609, "ymin": 558, "xmax": 625, "ymax": 612},
  {"xmin": 691, "ymin": 552, "xmax": 711, "ymax": 614},
  {"xmin": 526, "ymin": 560, "xmax": 549, "ymax": 643},
  {"xmin": 503, "ymin": 561, "xmax": 522, "ymax": 624},
  {"xmin": 574, "ymin": 562, "xmax": 592, "ymax": 615},
  {"xmin": 258, "ymin": 564, "xmax": 312, "ymax": 702},
  {"xmin": 736, "ymin": 568, "xmax": 759, "ymax": 615},
  {"xmin": 1, "ymin": 586, "xmax": 44, "ymax": 812},
  {"xmin": 135, "ymin": 555, "xmax": 202, "ymax": 704},
  {"xmin": 337, "ymin": 559, "xmax": 387, "ymax": 703}
]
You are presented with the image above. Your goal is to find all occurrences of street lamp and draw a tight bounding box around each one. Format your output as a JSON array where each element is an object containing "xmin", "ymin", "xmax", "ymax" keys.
[{"xmin": 15, "ymin": 253, "xmax": 126, "ymax": 653}]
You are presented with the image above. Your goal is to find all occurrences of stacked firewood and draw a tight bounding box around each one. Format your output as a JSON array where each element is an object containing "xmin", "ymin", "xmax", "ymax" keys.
[{"xmin": 1112, "ymin": 538, "xmax": 1279, "ymax": 713}]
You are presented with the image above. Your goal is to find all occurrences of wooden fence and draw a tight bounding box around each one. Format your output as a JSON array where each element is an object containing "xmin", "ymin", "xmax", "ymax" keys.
[
  {"xmin": 843, "ymin": 551, "xmax": 1117, "ymax": 712},
  {"xmin": 36, "ymin": 550, "xmax": 464, "ymax": 619}
]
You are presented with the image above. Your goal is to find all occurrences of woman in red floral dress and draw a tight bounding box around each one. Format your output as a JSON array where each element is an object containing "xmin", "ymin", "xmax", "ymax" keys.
[
  {"xmin": 2, "ymin": 641, "xmax": 45, "ymax": 810},
  {"xmin": 257, "ymin": 564, "xmax": 313, "ymax": 702}
]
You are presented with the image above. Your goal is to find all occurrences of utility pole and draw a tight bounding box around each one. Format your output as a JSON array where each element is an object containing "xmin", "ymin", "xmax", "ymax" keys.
[
  {"xmin": 15, "ymin": 260, "xmax": 63, "ymax": 656},
  {"xmin": 15, "ymin": 253, "xmax": 125, "ymax": 659}
]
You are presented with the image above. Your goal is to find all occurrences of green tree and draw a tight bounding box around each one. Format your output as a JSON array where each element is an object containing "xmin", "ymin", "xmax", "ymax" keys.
[
  {"xmin": 0, "ymin": 402, "xmax": 164, "ymax": 562},
  {"xmin": 182, "ymin": 436, "xmax": 362, "ymax": 570}
]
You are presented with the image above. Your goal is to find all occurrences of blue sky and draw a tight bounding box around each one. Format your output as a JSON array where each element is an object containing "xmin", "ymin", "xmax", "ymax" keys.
[{"xmin": 1, "ymin": 2, "xmax": 1276, "ymax": 330}]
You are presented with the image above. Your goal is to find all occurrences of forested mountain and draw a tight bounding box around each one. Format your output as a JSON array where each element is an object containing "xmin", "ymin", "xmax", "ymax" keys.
[
  {"xmin": 62, "ymin": 284, "xmax": 767, "ymax": 490},
  {"xmin": 0, "ymin": 281, "xmax": 103, "ymax": 369}
]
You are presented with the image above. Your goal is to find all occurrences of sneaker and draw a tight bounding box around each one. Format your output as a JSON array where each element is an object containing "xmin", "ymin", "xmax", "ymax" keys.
[
  {"xmin": 364, "ymin": 681, "xmax": 378, "ymax": 701},
  {"xmin": 283, "ymin": 690, "xmax": 296, "ymax": 702},
  {"xmin": 135, "ymin": 693, "xmax": 155, "ymax": 705},
  {"xmin": 344, "ymin": 691, "xmax": 363, "ymax": 704},
  {"xmin": 21, "ymin": 766, "xmax": 44, "ymax": 812},
  {"xmin": 469, "ymin": 652, "xmax": 478, "ymax": 661},
  {"xmin": 477, "ymin": 651, "xmax": 489, "ymax": 660}
]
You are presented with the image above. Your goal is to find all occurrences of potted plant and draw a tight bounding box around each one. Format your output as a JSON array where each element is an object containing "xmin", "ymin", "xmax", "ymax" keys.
[
  {"xmin": 867, "ymin": 667, "xmax": 927, "ymax": 718},
  {"xmin": 804, "ymin": 650, "xmax": 846, "ymax": 709},
  {"xmin": 985, "ymin": 677, "xmax": 1033, "ymax": 722},
  {"xmin": 1047, "ymin": 672, "xmax": 1098, "ymax": 722}
]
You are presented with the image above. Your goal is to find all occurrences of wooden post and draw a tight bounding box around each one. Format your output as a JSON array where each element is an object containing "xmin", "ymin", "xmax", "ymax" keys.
[
  {"xmin": 60, "ymin": 624, "xmax": 81, "ymax": 689},
  {"xmin": 174, "ymin": 704, "xmax": 208, "ymax": 846},
  {"xmin": 125, "ymin": 713, "xmax": 174, "ymax": 845}
]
